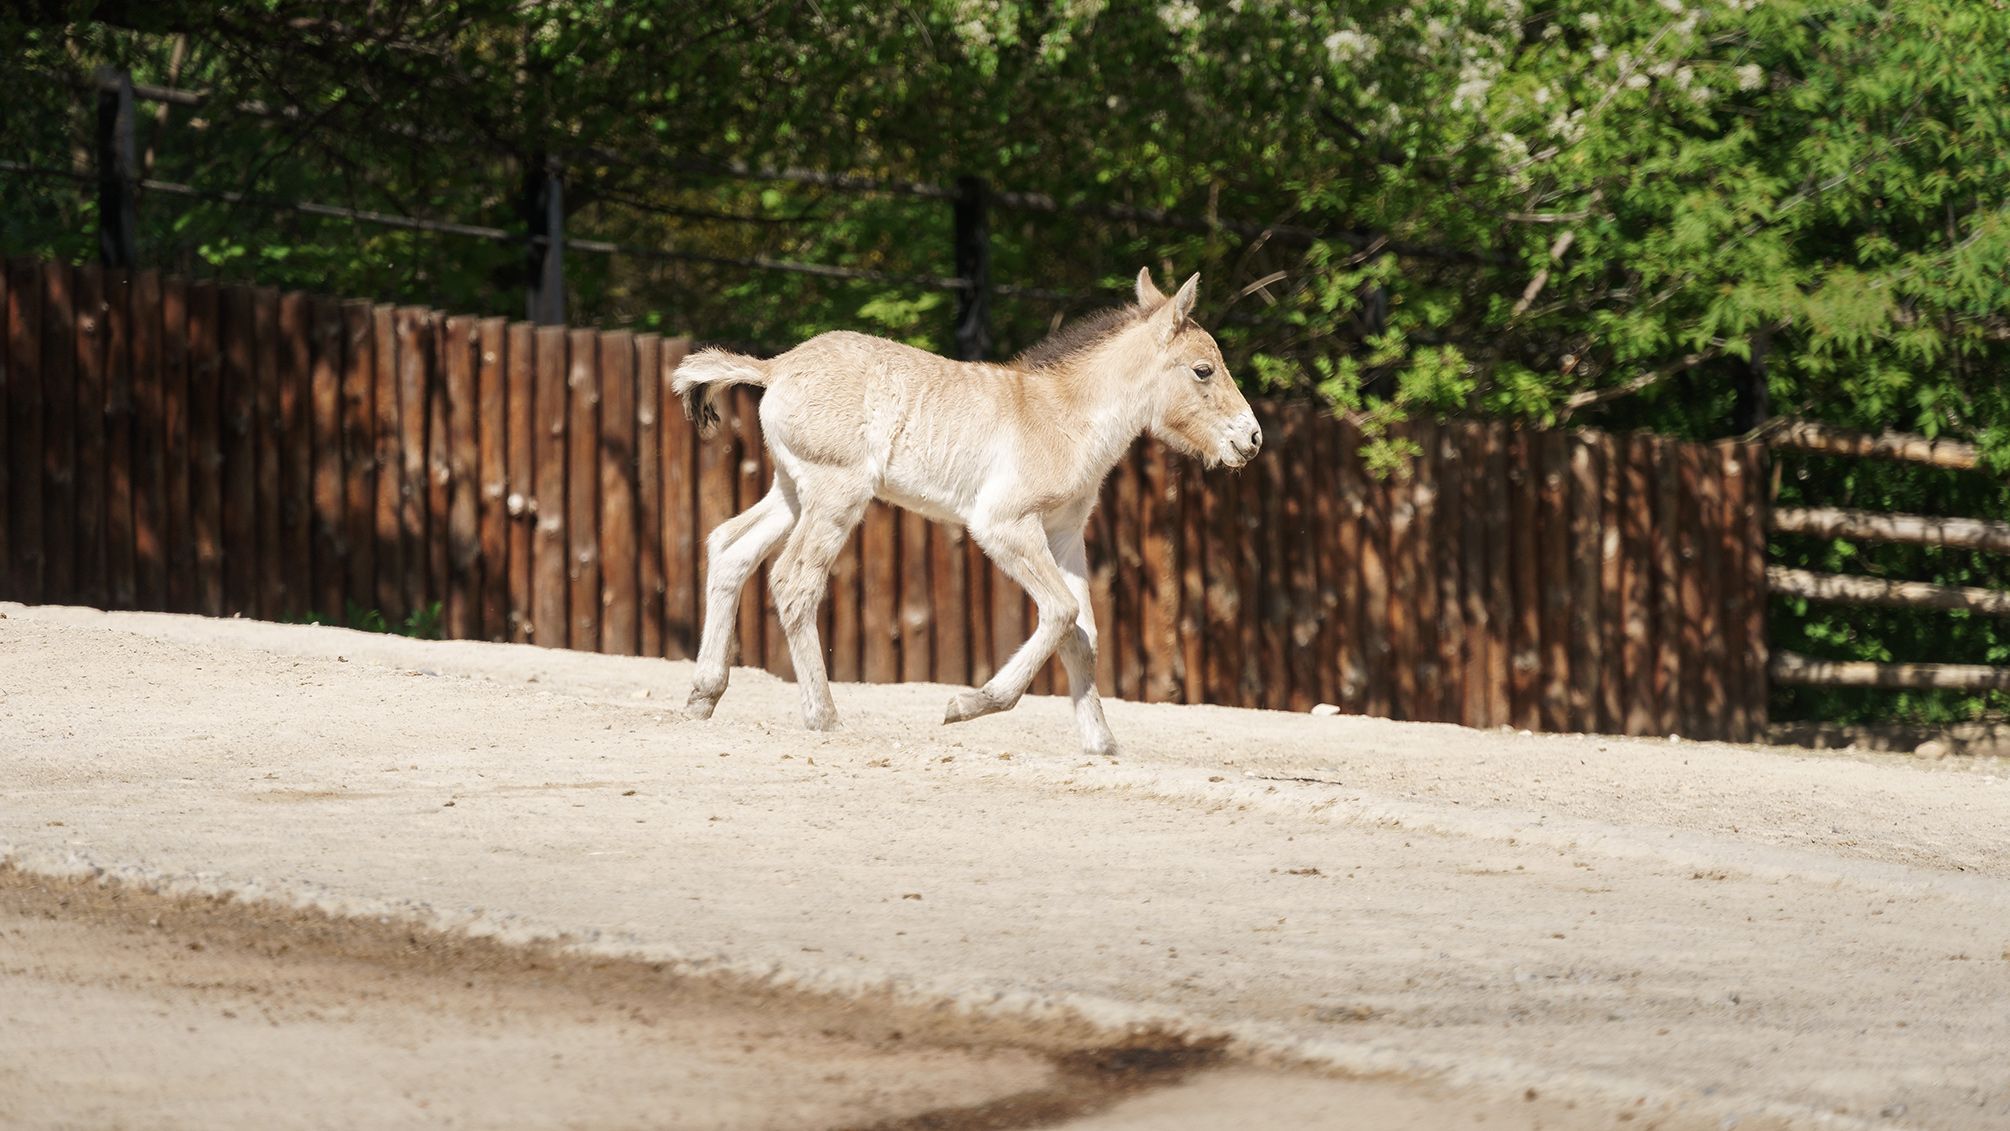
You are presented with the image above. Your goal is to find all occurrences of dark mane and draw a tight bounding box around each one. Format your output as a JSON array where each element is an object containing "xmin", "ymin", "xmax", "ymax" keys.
[{"xmin": 1011, "ymin": 302, "xmax": 1154, "ymax": 371}]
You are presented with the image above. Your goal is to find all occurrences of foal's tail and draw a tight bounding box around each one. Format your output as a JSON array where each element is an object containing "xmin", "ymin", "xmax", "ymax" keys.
[{"xmin": 671, "ymin": 348, "xmax": 771, "ymax": 438}]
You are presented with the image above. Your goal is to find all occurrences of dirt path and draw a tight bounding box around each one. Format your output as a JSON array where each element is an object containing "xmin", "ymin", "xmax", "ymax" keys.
[{"xmin": 3, "ymin": 603, "xmax": 2008, "ymax": 1129}]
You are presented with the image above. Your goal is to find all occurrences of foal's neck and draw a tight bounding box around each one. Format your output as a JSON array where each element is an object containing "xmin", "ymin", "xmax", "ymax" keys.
[{"xmin": 1053, "ymin": 326, "xmax": 1162, "ymax": 484}]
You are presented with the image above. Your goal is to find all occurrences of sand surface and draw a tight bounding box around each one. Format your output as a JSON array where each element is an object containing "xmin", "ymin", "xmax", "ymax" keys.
[{"xmin": 3, "ymin": 602, "xmax": 2008, "ymax": 1129}]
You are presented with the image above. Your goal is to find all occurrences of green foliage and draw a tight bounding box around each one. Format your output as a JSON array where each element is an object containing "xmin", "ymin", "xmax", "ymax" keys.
[
  {"xmin": 285, "ymin": 601, "xmax": 445, "ymax": 641},
  {"xmin": 5, "ymin": 0, "xmax": 2007, "ymax": 724}
]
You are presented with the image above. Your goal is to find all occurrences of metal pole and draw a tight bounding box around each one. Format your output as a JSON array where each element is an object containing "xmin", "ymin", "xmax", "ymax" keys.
[
  {"xmin": 96, "ymin": 67, "xmax": 138, "ymax": 268},
  {"xmin": 523, "ymin": 157, "xmax": 565, "ymax": 325},
  {"xmin": 952, "ymin": 175, "xmax": 990, "ymax": 361}
]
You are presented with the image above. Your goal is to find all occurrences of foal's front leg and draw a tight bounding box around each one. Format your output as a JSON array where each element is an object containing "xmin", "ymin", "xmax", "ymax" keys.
[
  {"xmin": 944, "ymin": 515, "xmax": 1083, "ymax": 728},
  {"xmin": 1048, "ymin": 526, "xmax": 1117, "ymax": 756}
]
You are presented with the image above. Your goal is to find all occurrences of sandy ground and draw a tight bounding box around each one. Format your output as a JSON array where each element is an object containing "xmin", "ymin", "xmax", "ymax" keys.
[{"xmin": 2, "ymin": 603, "xmax": 2008, "ymax": 1130}]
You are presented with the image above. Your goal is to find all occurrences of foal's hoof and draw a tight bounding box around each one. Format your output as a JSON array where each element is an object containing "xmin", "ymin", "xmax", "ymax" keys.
[
  {"xmin": 943, "ymin": 688, "xmax": 1004, "ymax": 725},
  {"xmin": 684, "ymin": 692, "xmax": 720, "ymax": 721},
  {"xmin": 1083, "ymin": 734, "xmax": 1118, "ymax": 758},
  {"xmin": 802, "ymin": 711, "xmax": 841, "ymax": 733}
]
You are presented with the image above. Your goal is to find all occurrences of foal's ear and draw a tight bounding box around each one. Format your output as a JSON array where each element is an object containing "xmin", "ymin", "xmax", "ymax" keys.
[
  {"xmin": 1170, "ymin": 273, "xmax": 1201, "ymax": 323},
  {"xmin": 1135, "ymin": 266, "xmax": 1167, "ymax": 307}
]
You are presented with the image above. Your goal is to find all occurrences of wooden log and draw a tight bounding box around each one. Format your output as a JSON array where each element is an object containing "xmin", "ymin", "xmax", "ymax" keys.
[
  {"xmin": 1620, "ymin": 433, "xmax": 1655, "ymax": 734},
  {"xmin": 253, "ymin": 290, "xmax": 285, "ymax": 618},
  {"xmin": 930, "ymin": 521, "xmax": 968, "ymax": 686},
  {"xmin": 1143, "ymin": 440, "xmax": 1181, "ymax": 703},
  {"xmin": 0, "ymin": 264, "xmax": 8, "ymax": 590},
  {"xmin": 566, "ymin": 327, "xmax": 602, "ymax": 651},
  {"xmin": 369, "ymin": 305, "xmax": 403, "ymax": 623},
  {"xmin": 1597, "ymin": 431, "xmax": 1626, "ymax": 732},
  {"xmin": 43, "ymin": 263, "xmax": 78, "ymax": 603},
  {"xmin": 1383, "ymin": 426, "xmax": 1419, "ymax": 719},
  {"xmin": 827, "ymin": 511, "xmax": 862, "ymax": 682},
  {"xmin": 477, "ymin": 317, "xmax": 509, "ymax": 641},
  {"xmin": 394, "ymin": 308, "xmax": 430, "ymax": 622},
  {"xmin": 308, "ymin": 297, "xmax": 346, "ymax": 622},
  {"xmin": 656, "ymin": 336, "xmax": 696, "ymax": 656},
  {"xmin": 426, "ymin": 313, "xmax": 452, "ymax": 620},
  {"xmin": 104, "ymin": 270, "xmax": 136, "ymax": 609},
  {"xmin": 597, "ymin": 330, "xmax": 638, "ymax": 656},
  {"xmin": 693, "ymin": 372, "xmax": 738, "ymax": 662},
  {"xmin": 441, "ymin": 316, "xmax": 481, "ymax": 642},
  {"xmin": 1432, "ymin": 424, "xmax": 1465, "ymax": 723},
  {"xmin": 730, "ymin": 389, "xmax": 772, "ymax": 674},
  {"xmin": 1675, "ymin": 444, "xmax": 1708, "ymax": 737},
  {"xmin": 1771, "ymin": 651, "xmax": 2010, "ymax": 691},
  {"xmin": 1481, "ymin": 426, "xmax": 1512, "ymax": 727},
  {"xmin": 187, "ymin": 281, "xmax": 221, "ymax": 616},
  {"xmin": 859, "ymin": 504, "xmax": 900, "ymax": 681},
  {"xmin": 962, "ymin": 522, "xmax": 992, "ymax": 686},
  {"xmin": 506, "ymin": 322, "xmax": 538, "ymax": 644},
  {"xmin": 981, "ymin": 510, "xmax": 1021, "ymax": 689},
  {"xmin": 277, "ymin": 293, "xmax": 311, "ymax": 619},
  {"xmin": 530, "ymin": 326, "xmax": 569, "ymax": 647},
  {"xmin": 1652, "ymin": 437, "xmax": 1684, "ymax": 735},
  {"xmin": 7, "ymin": 260, "xmax": 45, "ymax": 600},
  {"xmin": 1768, "ymin": 566, "xmax": 2010, "ymax": 617},
  {"xmin": 1566, "ymin": 433, "xmax": 1604, "ymax": 732},
  {"xmin": 217, "ymin": 285, "xmax": 258, "ymax": 617},
  {"xmin": 1508, "ymin": 430, "xmax": 1543, "ymax": 731},
  {"xmin": 73, "ymin": 265, "xmax": 109, "ymax": 609},
  {"xmin": 1117, "ymin": 441, "xmax": 1150, "ymax": 702},
  {"xmin": 1405, "ymin": 422, "xmax": 1443, "ymax": 721},
  {"xmin": 1458, "ymin": 423, "xmax": 1491, "ymax": 727},
  {"xmin": 1358, "ymin": 425, "xmax": 1393, "ymax": 718},
  {"xmin": 1537, "ymin": 431, "xmax": 1572, "ymax": 731},
  {"xmin": 339, "ymin": 301, "xmax": 375, "ymax": 625},
  {"xmin": 1692, "ymin": 444, "xmax": 1726, "ymax": 739},
  {"xmin": 1202, "ymin": 427, "xmax": 1239, "ymax": 707},
  {"xmin": 1335, "ymin": 419, "xmax": 1367, "ymax": 714},
  {"xmin": 1717, "ymin": 443, "xmax": 1752, "ymax": 741},
  {"xmin": 633, "ymin": 333, "xmax": 663, "ymax": 656},
  {"xmin": 130, "ymin": 269, "xmax": 165, "ymax": 609},
  {"xmin": 898, "ymin": 506, "xmax": 932, "ymax": 682},
  {"xmin": 1178, "ymin": 455, "xmax": 1209, "ymax": 705},
  {"xmin": 1768, "ymin": 418, "xmax": 1980, "ymax": 471},
  {"xmin": 1740, "ymin": 441, "xmax": 1770, "ymax": 734},
  {"xmin": 1771, "ymin": 506, "xmax": 2010, "ymax": 554},
  {"xmin": 1088, "ymin": 468, "xmax": 1117, "ymax": 696}
]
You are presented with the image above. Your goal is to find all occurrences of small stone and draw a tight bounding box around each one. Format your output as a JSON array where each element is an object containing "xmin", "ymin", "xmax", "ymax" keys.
[
  {"xmin": 1310, "ymin": 703, "xmax": 1342, "ymax": 716},
  {"xmin": 1913, "ymin": 739, "xmax": 1950, "ymax": 760}
]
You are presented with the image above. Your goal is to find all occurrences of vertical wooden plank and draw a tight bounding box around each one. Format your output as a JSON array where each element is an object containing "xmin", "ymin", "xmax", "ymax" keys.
[
  {"xmin": 426, "ymin": 313, "xmax": 452, "ymax": 621},
  {"xmin": 1598, "ymin": 433, "xmax": 1627, "ymax": 732},
  {"xmin": 1482, "ymin": 426, "xmax": 1514, "ymax": 727},
  {"xmin": 369, "ymin": 305, "xmax": 403, "ymax": 624},
  {"xmin": 42, "ymin": 263, "xmax": 78, "ymax": 603},
  {"xmin": 1406, "ymin": 422, "xmax": 1442, "ymax": 723},
  {"xmin": 1508, "ymin": 431, "xmax": 1543, "ymax": 731},
  {"xmin": 72, "ymin": 265, "xmax": 109, "ymax": 608},
  {"xmin": 1233, "ymin": 429, "xmax": 1268, "ymax": 708},
  {"xmin": 104, "ymin": 270, "xmax": 136, "ymax": 609},
  {"xmin": 930, "ymin": 522, "xmax": 969, "ymax": 686},
  {"xmin": 1535, "ymin": 431, "xmax": 1572, "ymax": 731},
  {"xmin": 1458, "ymin": 424, "xmax": 1491, "ymax": 728},
  {"xmin": 0, "ymin": 264, "xmax": 8, "ymax": 591},
  {"xmin": 1675, "ymin": 444, "xmax": 1709, "ymax": 738},
  {"xmin": 531, "ymin": 326, "xmax": 569, "ymax": 647},
  {"xmin": 633, "ymin": 333, "xmax": 663, "ymax": 656},
  {"xmin": 1691, "ymin": 446, "xmax": 1725, "ymax": 740},
  {"xmin": 985, "ymin": 521, "xmax": 1025, "ymax": 690},
  {"xmin": 1358, "ymin": 427, "xmax": 1393, "ymax": 719},
  {"xmin": 339, "ymin": 301, "xmax": 375, "ymax": 625},
  {"xmin": 1140, "ymin": 443, "xmax": 1180, "ymax": 703},
  {"xmin": 252, "ymin": 289, "xmax": 285, "ymax": 618},
  {"xmin": 597, "ymin": 330, "xmax": 639, "ymax": 656},
  {"xmin": 693, "ymin": 378, "xmax": 737, "ymax": 662},
  {"xmin": 506, "ymin": 322, "xmax": 539, "ymax": 644},
  {"xmin": 1620, "ymin": 434, "xmax": 1656, "ymax": 734},
  {"xmin": 1717, "ymin": 443, "xmax": 1750, "ymax": 741},
  {"xmin": 827, "ymin": 519, "xmax": 863, "ymax": 682},
  {"xmin": 860, "ymin": 501, "xmax": 899, "ymax": 682},
  {"xmin": 566, "ymin": 328, "xmax": 602, "ymax": 651},
  {"xmin": 1652, "ymin": 438, "xmax": 1685, "ymax": 735},
  {"xmin": 1112, "ymin": 443, "xmax": 1147, "ymax": 702},
  {"xmin": 1741, "ymin": 441, "xmax": 1770, "ymax": 738},
  {"xmin": 216, "ymin": 286, "xmax": 257, "ymax": 617},
  {"xmin": 1176, "ymin": 457, "xmax": 1208, "ymax": 704},
  {"xmin": 277, "ymin": 292, "xmax": 311, "ymax": 620},
  {"xmin": 438, "ymin": 316, "xmax": 479, "ymax": 642},
  {"xmin": 1384, "ymin": 425, "xmax": 1420, "ymax": 719},
  {"xmin": 1432, "ymin": 424, "xmax": 1465, "ymax": 724},
  {"xmin": 1334, "ymin": 419, "xmax": 1366, "ymax": 714},
  {"xmin": 963, "ymin": 529, "xmax": 993, "ymax": 687},
  {"xmin": 129, "ymin": 270, "xmax": 165, "ymax": 609},
  {"xmin": 7, "ymin": 260, "xmax": 45, "ymax": 601},
  {"xmin": 186, "ymin": 280, "xmax": 223, "ymax": 616},
  {"xmin": 1567, "ymin": 434, "xmax": 1605, "ymax": 732},
  {"xmin": 308, "ymin": 297, "xmax": 346, "ymax": 622},
  {"xmin": 730, "ymin": 389, "xmax": 772, "ymax": 673},
  {"xmin": 158, "ymin": 279, "xmax": 193, "ymax": 612},
  {"xmin": 1087, "ymin": 478, "xmax": 1117, "ymax": 696},
  {"xmin": 394, "ymin": 308, "xmax": 430, "ymax": 621},
  {"xmin": 898, "ymin": 507, "xmax": 932, "ymax": 682},
  {"xmin": 657, "ymin": 338, "xmax": 696, "ymax": 657}
]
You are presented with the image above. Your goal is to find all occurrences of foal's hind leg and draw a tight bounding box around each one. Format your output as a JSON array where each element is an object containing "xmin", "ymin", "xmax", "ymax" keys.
[
  {"xmin": 768, "ymin": 485, "xmax": 870, "ymax": 731},
  {"xmin": 944, "ymin": 515, "xmax": 1084, "ymax": 731},
  {"xmin": 686, "ymin": 481, "xmax": 796, "ymax": 719},
  {"xmin": 1048, "ymin": 525, "xmax": 1117, "ymax": 756}
]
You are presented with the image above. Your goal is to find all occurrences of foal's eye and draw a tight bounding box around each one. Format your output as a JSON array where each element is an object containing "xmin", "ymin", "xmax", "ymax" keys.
[{"xmin": 1192, "ymin": 362, "xmax": 1214, "ymax": 381}]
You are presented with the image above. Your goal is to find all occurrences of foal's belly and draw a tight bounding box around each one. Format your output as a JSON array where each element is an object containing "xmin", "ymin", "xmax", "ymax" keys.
[{"xmin": 873, "ymin": 482, "xmax": 967, "ymax": 528}]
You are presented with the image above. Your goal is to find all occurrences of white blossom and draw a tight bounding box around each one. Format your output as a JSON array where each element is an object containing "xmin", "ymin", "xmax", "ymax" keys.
[
  {"xmin": 1323, "ymin": 28, "xmax": 1377, "ymax": 65},
  {"xmin": 1157, "ymin": 1, "xmax": 1201, "ymax": 33},
  {"xmin": 1735, "ymin": 63, "xmax": 1765, "ymax": 91}
]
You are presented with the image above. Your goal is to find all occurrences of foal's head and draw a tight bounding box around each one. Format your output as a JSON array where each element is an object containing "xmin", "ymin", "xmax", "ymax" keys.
[{"xmin": 1132, "ymin": 268, "xmax": 1262, "ymax": 468}]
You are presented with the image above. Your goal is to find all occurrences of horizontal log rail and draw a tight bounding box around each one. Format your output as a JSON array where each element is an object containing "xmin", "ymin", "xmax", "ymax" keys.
[
  {"xmin": 1771, "ymin": 506, "xmax": 2010, "ymax": 554},
  {"xmin": 1771, "ymin": 651, "xmax": 2010, "ymax": 691},
  {"xmin": 1767, "ymin": 567, "xmax": 2010, "ymax": 618},
  {"xmin": 1767, "ymin": 419, "xmax": 1982, "ymax": 471}
]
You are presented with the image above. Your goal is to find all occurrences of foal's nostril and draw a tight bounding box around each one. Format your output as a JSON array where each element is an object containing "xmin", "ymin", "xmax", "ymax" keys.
[{"xmin": 1250, "ymin": 429, "xmax": 1263, "ymax": 450}]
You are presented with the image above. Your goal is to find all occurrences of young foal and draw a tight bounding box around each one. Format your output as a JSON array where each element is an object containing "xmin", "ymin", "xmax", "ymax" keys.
[{"xmin": 672, "ymin": 268, "xmax": 1261, "ymax": 755}]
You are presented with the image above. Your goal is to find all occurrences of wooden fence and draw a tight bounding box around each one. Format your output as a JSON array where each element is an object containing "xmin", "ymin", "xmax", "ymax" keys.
[{"xmin": 0, "ymin": 258, "xmax": 1771, "ymax": 740}]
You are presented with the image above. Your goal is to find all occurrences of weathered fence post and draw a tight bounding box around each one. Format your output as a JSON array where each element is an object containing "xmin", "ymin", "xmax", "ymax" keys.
[
  {"xmin": 952, "ymin": 175, "xmax": 990, "ymax": 361},
  {"xmin": 522, "ymin": 157, "xmax": 565, "ymax": 325},
  {"xmin": 96, "ymin": 67, "xmax": 139, "ymax": 269}
]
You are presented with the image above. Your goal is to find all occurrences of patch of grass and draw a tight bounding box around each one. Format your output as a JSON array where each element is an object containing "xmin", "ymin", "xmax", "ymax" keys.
[{"xmin": 283, "ymin": 600, "xmax": 444, "ymax": 640}]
